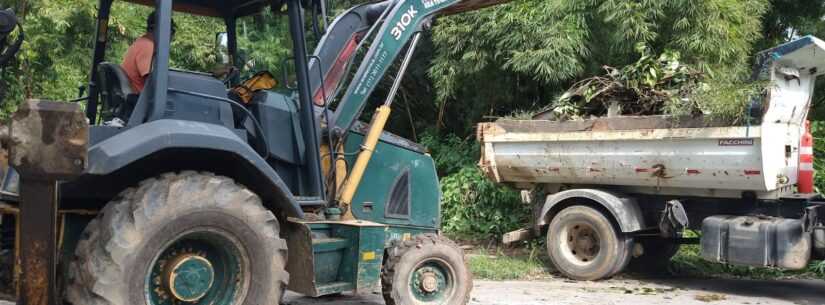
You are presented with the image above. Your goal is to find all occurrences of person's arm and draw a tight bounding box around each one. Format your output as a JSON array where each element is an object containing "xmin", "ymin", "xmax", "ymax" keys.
[{"xmin": 135, "ymin": 40, "xmax": 154, "ymax": 79}]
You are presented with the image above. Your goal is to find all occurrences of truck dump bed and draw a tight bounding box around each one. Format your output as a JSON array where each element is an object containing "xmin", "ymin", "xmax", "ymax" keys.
[
  {"xmin": 479, "ymin": 116, "xmax": 790, "ymax": 198},
  {"xmin": 478, "ymin": 36, "xmax": 825, "ymax": 199}
]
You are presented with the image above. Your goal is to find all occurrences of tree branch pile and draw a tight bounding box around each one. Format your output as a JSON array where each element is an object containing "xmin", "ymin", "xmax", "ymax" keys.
[{"xmin": 536, "ymin": 44, "xmax": 750, "ymax": 121}]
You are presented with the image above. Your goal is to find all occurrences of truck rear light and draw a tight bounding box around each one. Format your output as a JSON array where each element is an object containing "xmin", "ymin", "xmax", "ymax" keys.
[{"xmin": 799, "ymin": 120, "xmax": 815, "ymax": 193}]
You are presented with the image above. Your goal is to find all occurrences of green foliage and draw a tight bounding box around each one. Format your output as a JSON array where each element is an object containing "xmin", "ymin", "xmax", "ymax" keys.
[
  {"xmin": 429, "ymin": 0, "xmax": 769, "ymax": 134},
  {"xmin": 420, "ymin": 131, "xmax": 529, "ymax": 239},
  {"xmin": 688, "ymin": 75, "xmax": 767, "ymax": 123},
  {"xmin": 419, "ymin": 132, "xmax": 477, "ymax": 175},
  {"xmin": 439, "ymin": 166, "xmax": 527, "ymax": 239},
  {"xmin": 468, "ymin": 249, "xmax": 548, "ymax": 280},
  {"xmin": 545, "ymin": 43, "xmax": 768, "ymax": 122},
  {"xmin": 669, "ymin": 231, "xmax": 825, "ymax": 280},
  {"xmin": 813, "ymin": 121, "xmax": 825, "ymax": 192},
  {"xmin": 0, "ymin": 0, "xmax": 292, "ymax": 114},
  {"xmin": 549, "ymin": 44, "xmax": 704, "ymax": 119},
  {"xmin": 758, "ymin": 0, "xmax": 825, "ymax": 51}
]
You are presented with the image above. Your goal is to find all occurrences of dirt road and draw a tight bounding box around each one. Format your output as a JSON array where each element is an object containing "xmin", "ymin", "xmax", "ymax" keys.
[
  {"xmin": 2, "ymin": 276, "xmax": 824, "ymax": 305},
  {"xmin": 283, "ymin": 276, "xmax": 825, "ymax": 305}
]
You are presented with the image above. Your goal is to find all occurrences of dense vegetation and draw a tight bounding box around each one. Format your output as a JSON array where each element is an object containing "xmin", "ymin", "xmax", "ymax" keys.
[
  {"xmin": 1, "ymin": 0, "xmax": 825, "ymax": 240},
  {"xmin": 429, "ymin": 0, "xmax": 825, "ymax": 239}
]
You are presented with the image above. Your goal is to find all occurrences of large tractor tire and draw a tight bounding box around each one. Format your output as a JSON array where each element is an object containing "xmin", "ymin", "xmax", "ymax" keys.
[
  {"xmin": 66, "ymin": 172, "xmax": 288, "ymax": 305},
  {"xmin": 546, "ymin": 205, "xmax": 632, "ymax": 281},
  {"xmin": 381, "ymin": 234, "xmax": 472, "ymax": 305}
]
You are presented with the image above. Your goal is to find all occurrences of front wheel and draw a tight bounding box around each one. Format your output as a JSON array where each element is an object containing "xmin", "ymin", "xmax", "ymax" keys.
[
  {"xmin": 66, "ymin": 172, "xmax": 288, "ymax": 305},
  {"xmin": 546, "ymin": 205, "xmax": 632, "ymax": 281},
  {"xmin": 381, "ymin": 234, "xmax": 472, "ymax": 305}
]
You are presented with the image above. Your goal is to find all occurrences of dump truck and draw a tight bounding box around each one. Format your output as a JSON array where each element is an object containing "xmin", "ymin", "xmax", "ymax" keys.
[
  {"xmin": 478, "ymin": 36, "xmax": 825, "ymax": 281},
  {"xmin": 0, "ymin": 0, "xmax": 511, "ymax": 305}
]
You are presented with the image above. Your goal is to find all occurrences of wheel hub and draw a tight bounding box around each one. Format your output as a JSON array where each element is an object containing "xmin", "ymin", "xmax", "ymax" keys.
[
  {"xmin": 567, "ymin": 224, "xmax": 600, "ymax": 262},
  {"xmin": 165, "ymin": 254, "xmax": 215, "ymax": 302},
  {"xmin": 147, "ymin": 233, "xmax": 245, "ymax": 305},
  {"xmin": 420, "ymin": 271, "xmax": 438, "ymax": 293},
  {"xmin": 412, "ymin": 265, "xmax": 448, "ymax": 297}
]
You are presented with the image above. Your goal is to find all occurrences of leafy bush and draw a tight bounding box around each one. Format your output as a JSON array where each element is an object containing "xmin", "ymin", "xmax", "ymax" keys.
[
  {"xmin": 550, "ymin": 44, "xmax": 704, "ymax": 120},
  {"xmin": 440, "ymin": 166, "xmax": 528, "ymax": 239},
  {"xmin": 545, "ymin": 44, "xmax": 765, "ymax": 123},
  {"xmin": 813, "ymin": 121, "xmax": 825, "ymax": 192},
  {"xmin": 419, "ymin": 132, "xmax": 478, "ymax": 176},
  {"xmin": 421, "ymin": 131, "xmax": 530, "ymax": 240}
]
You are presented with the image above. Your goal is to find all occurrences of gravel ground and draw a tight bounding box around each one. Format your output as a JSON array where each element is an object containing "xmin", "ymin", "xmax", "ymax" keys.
[
  {"xmin": 3, "ymin": 276, "xmax": 824, "ymax": 305},
  {"xmin": 281, "ymin": 277, "xmax": 825, "ymax": 305}
]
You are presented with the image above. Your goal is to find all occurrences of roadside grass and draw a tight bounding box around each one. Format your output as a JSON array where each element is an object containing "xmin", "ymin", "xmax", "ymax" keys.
[
  {"xmin": 461, "ymin": 231, "xmax": 825, "ymax": 281},
  {"xmin": 466, "ymin": 244, "xmax": 552, "ymax": 280},
  {"xmin": 669, "ymin": 231, "xmax": 825, "ymax": 280}
]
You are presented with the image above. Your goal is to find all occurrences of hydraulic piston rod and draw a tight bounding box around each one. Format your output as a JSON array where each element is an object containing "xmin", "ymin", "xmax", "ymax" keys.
[{"xmin": 337, "ymin": 32, "xmax": 422, "ymax": 215}]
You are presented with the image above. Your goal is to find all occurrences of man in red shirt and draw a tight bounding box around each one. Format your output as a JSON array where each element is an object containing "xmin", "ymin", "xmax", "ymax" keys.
[{"xmin": 121, "ymin": 11, "xmax": 175, "ymax": 93}]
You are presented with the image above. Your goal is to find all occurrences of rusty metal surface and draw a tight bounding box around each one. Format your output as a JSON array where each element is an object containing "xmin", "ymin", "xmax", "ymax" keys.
[
  {"xmin": 17, "ymin": 180, "xmax": 57, "ymax": 305},
  {"xmin": 285, "ymin": 218, "xmax": 319, "ymax": 296},
  {"xmin": 3, "ymin": 100, "xmax": 88, "ymax": 305},
  {"xmin": 0, "ymin": 202, "xmax": 16, "ymax": 214},
  {"xmin": 8, "ymin": 100, "xmax": 87, "ymax": 180}
]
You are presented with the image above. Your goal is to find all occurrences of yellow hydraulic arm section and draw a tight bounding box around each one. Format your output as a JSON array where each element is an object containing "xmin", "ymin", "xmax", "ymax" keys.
[
  {"xmin": 336, "ymin": 33, "xmax": 423, "ymax": 216},
  {"xmin": 331, "ymin": 0, "xmax": 513, "ymax": 218}
]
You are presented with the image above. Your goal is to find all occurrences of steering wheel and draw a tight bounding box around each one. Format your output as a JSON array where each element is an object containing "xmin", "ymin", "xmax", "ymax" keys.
[{"xmin": 213, "ymin": 65, "xmax": 241, "ymax": 87}]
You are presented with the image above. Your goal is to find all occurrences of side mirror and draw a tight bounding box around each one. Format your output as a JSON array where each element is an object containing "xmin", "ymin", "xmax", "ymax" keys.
[{"xmin": 215, "ymin": 32, "xmax": 230, "ymax": 64}]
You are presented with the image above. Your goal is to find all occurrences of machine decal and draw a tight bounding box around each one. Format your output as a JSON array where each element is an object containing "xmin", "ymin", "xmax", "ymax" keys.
[
  {"xmin": 361, "ymin": 251, "xmax": 377, "ymax": 261},
  {"xmin": 391, "ymin": 6, "xmax": 419, "ymax": 40},
  {"xmin": 422, "ymin": 0, "xmax": 450, "ymax": 8},
  {"xmin": 332, "ymin": 0, "xmax": 460, "ymax": 133},
  {"xmin": 718, "ymin": 139, "xmax": 755, "ymax": 146}
]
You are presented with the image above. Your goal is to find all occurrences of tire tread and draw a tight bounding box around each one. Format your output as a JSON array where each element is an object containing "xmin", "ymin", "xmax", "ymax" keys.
[
  {"xmin": 381, "ymin": 233, "xmax": 471, "ymax": 305},
  {"xmin": 66, "ymin": 171, "xmax": 287, "ymax": 305}
]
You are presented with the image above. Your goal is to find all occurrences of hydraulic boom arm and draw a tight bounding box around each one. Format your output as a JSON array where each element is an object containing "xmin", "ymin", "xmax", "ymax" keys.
[
  {"xmin": 306, "ymin": 0, "xmax": 510, "ymax": 136},
  {"xmin": 304, "ymin": 0, "xmax": 509, "ymax": 208}
]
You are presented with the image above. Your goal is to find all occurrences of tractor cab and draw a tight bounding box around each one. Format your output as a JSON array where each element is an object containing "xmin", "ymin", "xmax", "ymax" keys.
[
  {"xmin": 72, "ymin": 0, "xmax": 327, "ymax": 204},
  {"xmin": 89, "ymin": 0, "xmax": 274, "ymax": 125}
]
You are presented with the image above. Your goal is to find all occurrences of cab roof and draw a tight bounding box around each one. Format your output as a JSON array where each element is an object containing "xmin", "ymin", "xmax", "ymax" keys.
[{"xmin": 123, "ymin": 0, "xmax": 274, "ymax": 18}]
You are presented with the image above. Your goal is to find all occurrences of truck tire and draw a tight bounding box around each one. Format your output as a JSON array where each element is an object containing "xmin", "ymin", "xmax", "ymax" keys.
[
  {"xmin": 627, "ymin": 237, "xmax": 680, "ymax": 274},
  {"xmin": 66, "ymin": 172, "xmax": 288, "ymax": 305},
  {"xmin": 382, "ymin": 234, "xmax": 472, "ymax": 305},
  {"xmin": 546, "ymin": 205, "xmax": 632, "ymax": 281}
]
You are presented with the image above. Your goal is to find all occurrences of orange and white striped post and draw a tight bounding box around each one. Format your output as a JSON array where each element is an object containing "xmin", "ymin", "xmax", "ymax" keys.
[{"xmin": 798, "ymin": 120, "xmax": 815, "ymax": 193}]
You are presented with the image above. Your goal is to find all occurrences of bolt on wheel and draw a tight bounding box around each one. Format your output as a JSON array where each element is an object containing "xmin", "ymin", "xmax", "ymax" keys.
[
  {"xmin": 409, "ymin": 258, "xmax": 457, "ymax": 303},
  {"xmin": 562, "ymin": 222, "xmax": 602, "ymax": 264},
  {"xmin": 147, "ymin": 230, "xmax": 247, "ymax": 305},
  {"xmin": 382, "ymin": 234, "xmax": 472, "ymax": 305}
]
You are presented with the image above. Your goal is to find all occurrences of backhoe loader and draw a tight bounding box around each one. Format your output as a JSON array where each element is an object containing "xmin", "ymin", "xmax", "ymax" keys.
[{"xmin": 0, "ymin": 0, "xmax": 508, "ymax": 304}]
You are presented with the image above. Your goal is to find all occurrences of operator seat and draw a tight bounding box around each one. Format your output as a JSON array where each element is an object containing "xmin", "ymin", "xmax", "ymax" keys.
[{"xmin": 97, "ymin": 62, "xmax": 138, "ymax": 121}]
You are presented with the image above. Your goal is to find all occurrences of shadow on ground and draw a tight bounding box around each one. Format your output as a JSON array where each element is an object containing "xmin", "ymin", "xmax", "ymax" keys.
[{"xmin": 650, "ymin": 276, "xmax": 825, "ymax": 305}]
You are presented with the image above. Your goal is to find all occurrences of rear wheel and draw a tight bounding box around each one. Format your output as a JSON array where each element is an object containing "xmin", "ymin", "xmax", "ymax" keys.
[
  {"xmin": 381, "ymin": 234, "xmax": 472, "ymax": 305},
  {"xmin": 66, "ymin": 172, "xmax": 288, "ymax": 305},
  {"xmin": 546, "ymin": 205, "xmax": 632, "ymax": 281}
]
